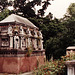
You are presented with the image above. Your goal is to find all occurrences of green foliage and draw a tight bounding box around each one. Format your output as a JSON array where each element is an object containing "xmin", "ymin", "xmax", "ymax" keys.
[
  {"xmin": 34, "ymin": 54, "xmax": 75, "ymax": 75},
  {"xmin": 13, "ymin": 0, "xmax": 36, "ymax": 18},
  {"xmin": 0, "ymin": 9, "xmax": 10, "ymax": 21},
  {"xmin": 0, "ymin": 0, "xmax": 53, "ymax": 18},
  {"xmin": 62, "ymin": 17, "xmax": 75, "ymax": 46},
  {"xmin": 67, "ymin": 3, "xmax": 75, "ymax": 17},
  {"xmin": 0, "ymin": 8, "xmax": 14, "ymax": 21},
  {"xmin": 61, "ymin": 54, "xmax": 75, "ymax": 61},
  {"xmin": 0, "ymin": 0, "xmax": 8, "ymax": 11},
  {"xmin": 38, "ymin": 0, "xmax": 51, "ymax": 16},
  {"xmin": 29, "ymin": 17, "xmax": 67, "ymax": 59},
  {"xmin": 13, "ymin": 0, "xmax": 53, "ymax": 17},
  {"xmin": 26, "ymin": 45, "xmax": 33, "ymax": 57},
  {"xmin": 34, "ymin": 59, "xmax": 66, "ymax": 75}
]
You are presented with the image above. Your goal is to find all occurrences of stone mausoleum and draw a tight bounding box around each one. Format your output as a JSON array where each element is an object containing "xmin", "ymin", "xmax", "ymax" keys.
[{"xmin": 0, "ymin": 14, "xmax": 45, "ymax": 74}]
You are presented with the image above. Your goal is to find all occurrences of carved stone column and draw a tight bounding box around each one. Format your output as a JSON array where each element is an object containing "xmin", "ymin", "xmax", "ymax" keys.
[
  {"xmin": 8, "ymin": 25, "xmax": 13, "ymax": 49},
  {"xmin": 67, "ymin": 66, "xmax": 74, "ymax": 75},
  {"xmin": 8, "ymin": 26, "xmax": 12, "ymax": 35},
  {"xmin": 14, "ymin": 36, "xmax": 19, "ymax": 49},
  {"xmin": 27, "ymin": 38, "xmax": 31, "ymax": 48},
  {"xmin": 0, "ymin": 36, "xmax": 1, "ymax": 47},
  {"xmin": 34, "ymin": 39, "xmax": 37, "ymax": 49},
  {"xmin": 20, "ymin": 37, "xmax": 22, "ymax": 49},
  {"xmin": 26, "ymin": 38, "xmax": 28, "ymax": 48},
  {"xmin": 39, "ymin": 31, "xmax": 43, "ymax": 39},
  {"xmin": 65, "ymin": 60, "xmax": 75, "ymax": 75},
  {"xmin": 20, "ymin": 26, "xmax": 24, "ymax": 35},
  {"xmin": 34, "ymin": 30, "xmax": 38, "ymax": 38},
  {"xmin": 40, "ymin": 40, "xmax": 43, "ymax": 50},
  {"xmin": 10, "ymin": 36, "xmax": 13, "ymax": 49}
]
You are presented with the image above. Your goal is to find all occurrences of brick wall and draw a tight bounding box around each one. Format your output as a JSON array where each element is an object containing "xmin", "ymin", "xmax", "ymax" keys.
[{"xmin": 0, "ymin": 56, "xmax": 45, "ymax": 74}]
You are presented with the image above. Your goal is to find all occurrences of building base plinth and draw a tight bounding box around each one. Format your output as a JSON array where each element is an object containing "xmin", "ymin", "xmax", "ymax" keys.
[{"xmin": 0, "ymin": 56, "xmax": 45, "ymax": 74}]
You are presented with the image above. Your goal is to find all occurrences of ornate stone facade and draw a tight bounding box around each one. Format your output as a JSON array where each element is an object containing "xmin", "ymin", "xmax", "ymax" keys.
[
  {"xmin": 0, "ymin": 14, "xmax": 45, "ymax": 74},
  {"xmin": 0, "ymin": 14, "xmax": 45, "ymax": 56}
]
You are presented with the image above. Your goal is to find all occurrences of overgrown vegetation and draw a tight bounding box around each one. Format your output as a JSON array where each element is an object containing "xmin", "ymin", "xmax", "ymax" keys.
[
  {"xmin": 34, "ymin": 59, "xmax": 66, "ymax": 75},
  {"xmin": 34, "ymin": 54, "xmax": 75, "ymax": 75}
]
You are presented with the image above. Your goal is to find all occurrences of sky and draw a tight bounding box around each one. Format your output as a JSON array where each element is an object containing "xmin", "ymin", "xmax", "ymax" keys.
[{"xmin": 44, "ymin": 0, "xmax": 75, "ymax": 19}]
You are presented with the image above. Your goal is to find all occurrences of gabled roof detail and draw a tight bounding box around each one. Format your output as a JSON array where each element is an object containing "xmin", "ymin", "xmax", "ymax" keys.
[{"xmin": 0, "ymin": 14, "xmax": 37, "ymax": 28}]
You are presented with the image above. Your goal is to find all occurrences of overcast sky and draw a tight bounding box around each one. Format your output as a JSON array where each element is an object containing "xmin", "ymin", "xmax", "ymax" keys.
[{"xmin": 44, "ymin": 0, "xmax": 75, "ymax": 19}]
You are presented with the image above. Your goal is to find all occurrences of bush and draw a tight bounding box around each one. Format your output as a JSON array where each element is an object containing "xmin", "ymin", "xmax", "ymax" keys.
[{"xmin": 34, "ymin": 59, "xmax": 66, "ymax": 75}]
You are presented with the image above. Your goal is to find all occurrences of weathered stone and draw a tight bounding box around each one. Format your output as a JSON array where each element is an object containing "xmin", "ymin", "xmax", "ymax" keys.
[{"xmin": 0, "ymin": 14, "xmax": 45, "ymax": 74}]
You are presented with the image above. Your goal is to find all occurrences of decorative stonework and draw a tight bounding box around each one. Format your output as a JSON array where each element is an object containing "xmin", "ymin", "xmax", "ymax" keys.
[
  {"xmin": 65, "ymin": 60, "xmax": 75, "ymax": 75},
  {"xmin": 0, "ymin": 14, "xmax": 45, "ymax": 74},
  {"xmin": 0, "ymin": 14, "xmax": 45, "ymax": 56},
  {"xmin": 66, "ymin": 46, "xmax": 75, "ymax": 75},
  {"xmin": 66, "ymin": 46, "xmax": 75, "ymax": 55}
]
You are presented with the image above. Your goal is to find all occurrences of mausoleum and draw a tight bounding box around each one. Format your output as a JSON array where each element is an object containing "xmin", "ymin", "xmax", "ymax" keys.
[{"xmin": 0, "ymin": 14, "xmax": 45, "ymax": 74}]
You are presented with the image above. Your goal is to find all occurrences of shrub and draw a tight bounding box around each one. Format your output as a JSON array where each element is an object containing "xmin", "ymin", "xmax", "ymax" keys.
[{"xmin": 34, "ymin": 60, "xmax": 66, "ymax": 75}]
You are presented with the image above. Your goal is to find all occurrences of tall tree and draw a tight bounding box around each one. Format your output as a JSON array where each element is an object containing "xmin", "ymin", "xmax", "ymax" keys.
[
  {"xmin": 29, "ymin": 17, "xmax": 67, "ymax": 59},
  {"xmin": 0, "ymin": 0, "xmax": 8, "ymax": 12},
  {"xmin": 67, "ymin": 3, "xmax": 75, "ymax": 17},
  {"xmin": 38, "ymin": 0, "xmax": 51, "ymax": 17},
  {"xmin": 13, "ymin": 0, "xmax": 52, "ymax": 18},
  {"xmin": 0, "ymin": 0, "xmax": 53, "ymax": 18}
]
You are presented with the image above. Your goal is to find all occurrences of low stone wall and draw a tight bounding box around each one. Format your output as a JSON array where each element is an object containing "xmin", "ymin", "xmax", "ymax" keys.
[{"xmin": 0, "ymin": 56, "xmax": 45, "ymax": 74}]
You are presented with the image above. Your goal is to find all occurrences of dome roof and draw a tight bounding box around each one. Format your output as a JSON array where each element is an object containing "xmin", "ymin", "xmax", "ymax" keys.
[{"xmin": 0, "ymin": 14, "xmax": 37, "ymax": 28}]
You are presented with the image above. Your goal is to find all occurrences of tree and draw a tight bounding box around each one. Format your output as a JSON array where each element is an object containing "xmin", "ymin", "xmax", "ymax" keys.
[
  {"xmin": 0, "ymin": 0, "xmax": 71, "ymax": 60},
  {"xmin": 67, "ymin": 3, "xmax": 75, "ymax": 17},
  {"xmin": 0, "ymin": 0, "xmax": 53, "ymax": 18},
  {"xmin": 0, "ymin": 0, "xmax": 10, "ymax": 12},
  {"xmin": 0, "ymin": 9, "xmax": 11, "ymax": 21},
  {"xmin": 38, "ymin": 0, "xmax": 51, "ymax": 17},
  {"xmin": 13, "ymin": 0, "xmax": 37, "ymax": 18},
  {"xmin": 61, "ymin": 3, "xmax": 75, "ymax": 47},
  {"xmin": 46, "ymin": 12, "xmax": 53, "ymax": 20},
  {"xmin": 29, "ymin": 17, "xmax": 67, "ymax": 60},
  {"xmin": 45, "ymin": 19, "xmax": 67, "ymax": 59},
  {"xmin": 13, "ymin": 0, "xmax": 52, "ymax": 18},
  {"xmin": 57, "ymin": 3, "xmax": 75, "ymax": 60}
]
